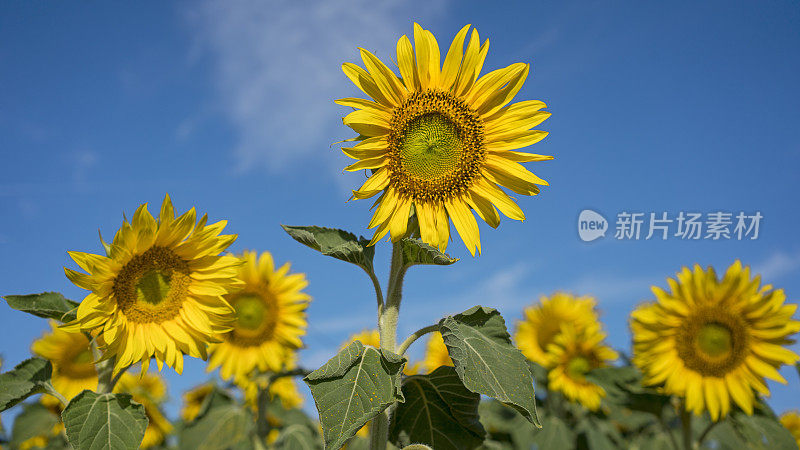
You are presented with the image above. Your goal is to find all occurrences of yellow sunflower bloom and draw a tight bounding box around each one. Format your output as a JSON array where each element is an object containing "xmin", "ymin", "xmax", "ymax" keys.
[
  {"xmin": 208, "ymin": 251, "xmax": 311, "ymax": 381},
  {"xmin": 338, "ymin": 23, "xmax": 552, "ymax": 256},
  {"xmin": 631, "ymin": 261, "xmax": 800, "ymax": 421},
  {"xmin": 422, "ymin": 331, "xmax": 453, "ymax": 373},
  {"xmin": 181, "ymin": 383, "xmax": 215, "ymax": 422},
  {"xmin": 63, "ymin": 194, "xmax": 241, "ymax": 375},
  {"xmin": 515, "ymin": 292, "xmax": 600, "ymax": 367},
  {"xmin": 31, "ymin": 321, "xmax": 98, "ymax": 402},
  {"xmin": 780, "ymin": 411, "xmax": 800, "ymax": 447},
  {"xmin": 240, "ymin": 374, "xmax": 304, "ymax": 411},
  {"xmin": 547, "ymin": 324, "xmax": 618, "ymax": 411},
  {"xmin": 114, "ymin": 373, "xmax": 172, "ymax": 449}
]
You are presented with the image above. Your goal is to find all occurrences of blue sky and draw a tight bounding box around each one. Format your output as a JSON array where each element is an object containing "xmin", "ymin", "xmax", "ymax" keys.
[{"xmin": 1, "ymin": 0, "xmax": 799, "ymax": 420}]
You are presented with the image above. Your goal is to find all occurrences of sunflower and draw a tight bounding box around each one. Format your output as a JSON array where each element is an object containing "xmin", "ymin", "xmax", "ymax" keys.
[
  {"xmin": 547, "ymin": 324, "xmax": 618, "ymax": 411},
  {"xmin": 780, "ymin": 411, "xmax": 800, "ymax": 447},
  {"xmin": 114, "ymin": 373, "xmax": 173, "ymax": 449},
  {"xmin": 631, "ymin": 261, "xmax": 800, "ymax": 421},
  {"xmin": 207, "ymin": 251, "xmax": 310, "ymax": 381},
  {"xmin": 515, "ymin": 293, "xmax": 600, "ymax": 367},
  {"xmin": 338, "ymin": 23, "xmax": 552, "ymax": 256},
  {"xmin": 181, "ymin": 383, "xmax": 215, "ymax": 422},
  {"xmin": 32, "ymin": 321, "xmax": 98, "ymax": 402},
  {"xmin": 240, "ymin": 374, "xmax": 304, "ymax": 411},
  {"xmin": 63, "ymin": 194, "xmax": 241, "ymax": 375},
  {"xmin": 422, "ymin": 331, "xmax": 453, "ymax": 373}
]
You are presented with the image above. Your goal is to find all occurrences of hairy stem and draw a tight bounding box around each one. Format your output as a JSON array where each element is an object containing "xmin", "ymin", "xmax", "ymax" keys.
[
  {"xmin": 43, "ymin": 382, "xmax": 68, "ymax": 407},
  {"xmin": 370, "ymin": 241, "xmax": 406, "ymax": 450},
  {"xmin": 397, "ymin": 324, "xmax": 439, "ymax": 356}
]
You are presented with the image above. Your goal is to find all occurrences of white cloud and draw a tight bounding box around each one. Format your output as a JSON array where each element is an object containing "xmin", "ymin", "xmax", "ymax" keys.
[
  {"xmin": 188, "ymin": 0, "xmax": 446, "ymax": 172},
  {"xmin": 754, "ymin": 250, "xmax": 800, "ymax": 281}
]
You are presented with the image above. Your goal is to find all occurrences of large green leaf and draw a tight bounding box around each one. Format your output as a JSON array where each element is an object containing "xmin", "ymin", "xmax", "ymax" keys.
[
  {"xmin": 3, "ymin": 292, "xmax": 79, "ymax": 323},
  {"xmin": 398, "ymin": 238, "xmax": 458, "ymax": 268},
  {"xmin": 390, "ymin": 366, "xmax": 484, "ymax": 449},
  {"xmin": 62, "ymin": 391, "xmax": 147, "ymax": 450},
  {"xmin": 11, "ymin": 402, "xmax": 59, "ymax": 446},
  {"xmin": 587, "ymin": 366, "xmax": 671, "ymax": 418},
  {"xmin": 708, "ymin": 411, "xmax": 797, "ymax": 450},
  {"xmin": 439, "ymin": 306, "xmax": 539, "ymax": 426},
  {"xmin": 179, "ymin": 401, "xmax": 252, "ymax": 450},
  {"xmin": 274, "ymin": 424, "xmax": 322, "ymax": 450},
  {"xmin": 304, "ymin": 341, "xmax": 406, "ymax": 450},
  {"xmin": 281, "ymin": 226, "xmax": 375, "ymax": 273},
  {"xmin": 0, "ymin": 357, "xmax": 52, "ymax": 412}
]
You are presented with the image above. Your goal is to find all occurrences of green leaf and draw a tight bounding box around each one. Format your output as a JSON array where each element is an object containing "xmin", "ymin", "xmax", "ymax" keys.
[
  {"xmin": 62, "ymin": 391, "xmax": 147, "ymax": 450},
  {"xmin": 532, "ymin": 416, "xmax": 575, "ymax": 449},
  {"xmin": 281, "ymin": 225, "xmax": 375, "ymax": 273},
  {"xmin": 187, "ymin": 385, "xmax": 236, "ymax": 425},
  {"xmin": 11, "ymin": 402, "xmax": 59, "ymax": 446},
  {"xmin": 587, "ymin": 366, "xmax": 671, "ymax": 417},
  {"xmin": 0, "ymin": 357, "xmax": 52, "ymax": 412},
  {"xmin": 398, "ymin": 238, "xmax": 458, "ymax": 268},
  {"xmin": 439, "ymin": 306, "xmax": 540, "ymax": 426},
  {"xmin": 390, "ymin": 366, "xmax": 484, "ymax": 450},
  {"xmin": 179, "ymin": 402, "xmax": 252, "ymax": 450},
  {"xmin": 4, "ymin": 292, "xmax": 79, "ymax": 323},
  {"xmin": 304, "ymin": 341, "xmax": 406, "ymax": 450},
  {"xmin": 728, "ymin": 413, "xmax": 796, "ymax": 449},
  {"xmin": 274, "ymin": 424, "xmax": 322, "ymax": 450}
]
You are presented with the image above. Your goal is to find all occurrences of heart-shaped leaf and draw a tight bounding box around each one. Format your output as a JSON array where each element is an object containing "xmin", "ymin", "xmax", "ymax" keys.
[
  {"xmin": 62, "ymin": 391, "xmax": 147, "ymax": 450},
  {"xmin": 4, "ymin": 292, "xmax": 79, "ymax": 323},
  {"xmin": 0, "ymin": 358, "xmax": 52, "ymax": 412}
]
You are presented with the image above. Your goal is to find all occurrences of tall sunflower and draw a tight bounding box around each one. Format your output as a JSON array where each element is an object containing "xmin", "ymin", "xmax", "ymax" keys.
[
  {"xmin": 338, "ymin": 23, "xmax": 552, "ymax": 256},
  {"xmin": 208, "ymin": 251, "xmax": 311, "ymax": 381},
  {"xmin": 31, "ymin": 321, "xmax": 98, "ymax": 402},
  {"xmin": 422, "ymin": 331, "xmax": 453, "ymax": 373},
  {"xmin": 546, "ymin": 324, "xmax": 618, "ymax": 411},
  {"xmin": 515, "ymin": 293, "xmax": 600, "ymax": 367},
  {"xmin": 114, "ymin": 373, "xmax": 172, "ymax": 449},
  {"xmin": 631, "ymin": 261, "xmax": 800, "ymax": 421},
  {"xmin": 63, "ymin": 194, "xmax": 241, "ymax": 374}
]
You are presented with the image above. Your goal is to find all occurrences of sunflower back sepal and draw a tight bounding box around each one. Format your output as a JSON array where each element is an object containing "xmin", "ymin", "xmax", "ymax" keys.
[
  {"xmin": 398, "ymin": 238, "xmax": 459, "ymax": 268},
  {"xmin": 389, "ymin": 366, "xmax": 485, "ymax": 450},
  {"xmin": 281, "ymin": 225, "xmax": 375, "ymax": 274},
  {"xmin": 438, "ymin": 306, "xmax": 540, "ymax": 427},
  {"xmin": 177, "ymin": 391, "xmax": 253, "ymax": 450},
  {"xmin": 3, "ymin": 292, "xmax": 79, "ymax": 323},
  {"xmin": 0, "ymin": 357, "xmax": 52, "ymax": 412},
  {"xmin": 303, "ymin": 341, "xmax": 406, "ymax": 450},
  {"xmin": 62, "ymin": 391, "xmax": 147, "ymax": 450}
]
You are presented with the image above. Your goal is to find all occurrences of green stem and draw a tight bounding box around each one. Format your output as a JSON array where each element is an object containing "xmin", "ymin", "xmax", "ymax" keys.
[
  {"xmin": 43, "ymin": 382, "xmax": 68, "ymax": 407},
  {"xmin": 696, "ymin": 420, "xmax": 718, "ymax": 447},
  {"xmin": 370, "ymin": 241, "xmax": 407, "ymax": 450},
  {"xmin": 397, "ymin": 324, "xmax": 438, "ymax": 356},
  {"xmin": 680, "ymin": 406, "xmax": 692, "ymax": 450}
]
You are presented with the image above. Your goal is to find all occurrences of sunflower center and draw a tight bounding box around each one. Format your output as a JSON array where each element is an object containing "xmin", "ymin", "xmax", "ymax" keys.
[
  {"xmin": 676, "ymin": 307, "xmax": 748, "ymax": 377},
  {"xmin": 696, "ymin": 323, "xmax": 732, "ymax": 358},
  {"xmin": 113, "ymin": 246, "xmax": 190, "ymax": 323},
  {"xmin": 136, "ymin": 270, "xmax": 171, "ymax": 305},
  {"xmin": 224, "ymin": 290, "xmax": 279, "ymax": 347},
  {"xmin": 399, "ymin": 113, "xmax": 463, "ymax": 181},
  {"xmin": 388, "ymin": 90, "xmax": 485, "ymax": 201},
  {"xmin": 566, "ymin": 356, "xmax": 592, "ymax": 381}
]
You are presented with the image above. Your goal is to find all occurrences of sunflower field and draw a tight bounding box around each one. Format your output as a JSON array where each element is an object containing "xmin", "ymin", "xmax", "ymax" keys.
[{"xmin": 2, "ymin": 17, "xmax": 800, "ymax": 450}]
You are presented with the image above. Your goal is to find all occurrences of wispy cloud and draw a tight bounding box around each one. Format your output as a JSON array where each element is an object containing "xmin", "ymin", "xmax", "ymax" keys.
[
  {"xmin": 753, "ymin": 250, "xmax": 800, "ymax": 281},
  {"xmin": 188, "ymin": 0, "xmax": 445, "ymax": 173}
]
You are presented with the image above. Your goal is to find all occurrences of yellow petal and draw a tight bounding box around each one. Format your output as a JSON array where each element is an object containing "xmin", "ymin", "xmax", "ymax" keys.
[
  {"xmin": 440, "ymin": 24, "xmax": 470, "ymax": 90},
  {"xmin": 444, "ymin": 198, "xmax": 480, "ymax": 256}
]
